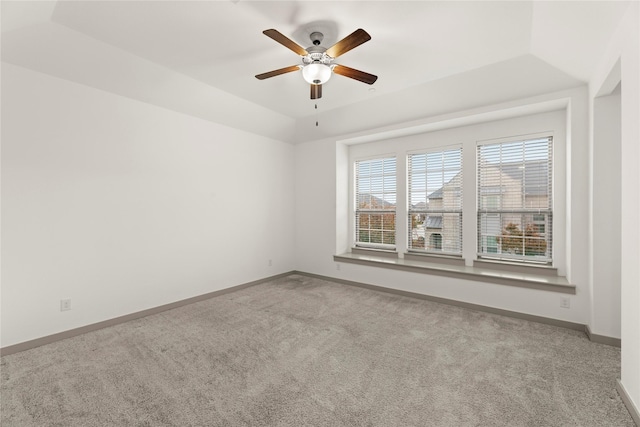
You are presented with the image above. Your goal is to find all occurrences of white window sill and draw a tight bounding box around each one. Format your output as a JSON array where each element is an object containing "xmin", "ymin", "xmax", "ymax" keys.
[
  {"xmin": 333, "ymin": 252, "xmax": 575, "ymax": 294},
  {"xmin": 352, "ymin": 247, "xmax": 398, "ymax": 258}
]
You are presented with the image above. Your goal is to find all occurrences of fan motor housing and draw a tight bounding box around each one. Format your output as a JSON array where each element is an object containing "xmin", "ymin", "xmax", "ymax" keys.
[
  {"xmin": 303, "ymin": 31, "xmax": 331, "ymax": 65},
  {"xmin": 306, "ymin": 31, "xmax": 329, "ymax": 59},
  {"xmin": 302, "ymin": 51, "xmax": 332, "ymax": 65}
]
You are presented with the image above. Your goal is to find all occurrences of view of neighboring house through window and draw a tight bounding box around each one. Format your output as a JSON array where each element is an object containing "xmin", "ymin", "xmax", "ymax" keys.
[
  {"xmin": 477, "ymin": 136, "xmax": 553, "ymax": 263},
  {"xmin": 355, "ymin": 157, "xmax": 397, "ymax": 249},
  {"xmin": 408, "ymin": 148, "xmax": 462, "ymax": 254}
]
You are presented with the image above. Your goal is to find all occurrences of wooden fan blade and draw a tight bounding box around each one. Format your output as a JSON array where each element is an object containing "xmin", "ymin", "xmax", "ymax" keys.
[
  {"xmin": 326, "ymin": 29, "xmax": 371, "ymax": 58},
  {"xmin": 255, "ymin": 65, "xmax": 300, "ymax": 80},
  {"xmin": 333, "ymin": 65, "xmax": 378, "ymax": 85},
  {"xmin": 263, "ymin": 29, "xmax": 308, "ymax": 56},
  {"xmin": 310, "ymin": 84, "xmax": 322, "ymax": 99}
]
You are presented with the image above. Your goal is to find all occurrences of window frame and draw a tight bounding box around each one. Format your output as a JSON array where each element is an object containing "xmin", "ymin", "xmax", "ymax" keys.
[{"xmin": 344, "ymin": 111, "xmax": 565, "ymax": 276}]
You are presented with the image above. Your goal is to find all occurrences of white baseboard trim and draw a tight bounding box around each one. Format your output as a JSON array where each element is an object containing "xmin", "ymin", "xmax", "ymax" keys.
[
  {"xmin": 0, "ymin": 272, "xmax": 292, "ymax": 357},
  {"xmin": 617, "ymin": 379, "xmax": 640, "ymax": 426},
  {"xmin": 294, "ymin": 271, "xmax": 624, "ymax": 348},
  {"xmin": 319, "ymin": 270, "xmax": 626, "ymax": 348},
  {"xmin": 585, "ymin": 324, "xmax": 621, "ymax": 348},
  {"xmin": 1, "ymin": 270, "xmax": 622, "ymax": 356},
  {"xmin": 295, "ymin": 271, "xmax": 586, "ymax": 332}
]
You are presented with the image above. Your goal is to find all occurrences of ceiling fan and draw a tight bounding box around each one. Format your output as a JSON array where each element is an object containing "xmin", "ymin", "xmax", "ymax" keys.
[{"xmin": 255, "ymin": 28, "xmax": 378, "ymax": 99}]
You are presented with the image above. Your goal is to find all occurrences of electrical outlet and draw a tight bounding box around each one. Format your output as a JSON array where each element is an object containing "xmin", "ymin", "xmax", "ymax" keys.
[
  {"xmin": 268, "ymin": 259, "xmax": 272, "ymax": 267},
  {"xmin": 60, "ymin": 299, "xmax": 71, "ymax": 311},
  {"xmin": 560, "ymin": 297, "xmax": 570, "ymax": 309},
  {"xmin": 336, "ymin": 263, "xmax": 341, "ymax": 271}
]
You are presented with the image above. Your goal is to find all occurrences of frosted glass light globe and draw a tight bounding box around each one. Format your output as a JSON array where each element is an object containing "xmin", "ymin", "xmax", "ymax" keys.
[{"xmin": 302, "ymin": 63, "xmax": 332, "ymax": 85}]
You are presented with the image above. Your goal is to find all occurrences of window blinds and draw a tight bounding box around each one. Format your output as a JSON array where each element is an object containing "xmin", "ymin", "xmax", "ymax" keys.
[
  {"xmin": 355, "ymin": 157, "xmax": 397, "ymax": 248},
  {"xmin": 477, "ymin": 137, "xmax": 552, "ymax": 263},
  {"xmin": 407, "ymin": 148, "xmax": 462, "ymax": 254}
]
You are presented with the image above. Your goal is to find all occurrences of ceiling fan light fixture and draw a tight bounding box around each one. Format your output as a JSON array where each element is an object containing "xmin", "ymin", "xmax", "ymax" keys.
[
  {"xmin": 302, "ymin": 63, "xmax": 332, "ymax": 85},
  {"xmin": 256, "ymin": 28, "xmax": 376, "ymax": 99}
]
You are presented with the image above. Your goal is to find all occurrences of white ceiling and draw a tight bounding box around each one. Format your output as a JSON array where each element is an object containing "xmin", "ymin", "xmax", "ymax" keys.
[{"xmin": 1, "ymin": 1, "xmax": 631, "ymax": 142}]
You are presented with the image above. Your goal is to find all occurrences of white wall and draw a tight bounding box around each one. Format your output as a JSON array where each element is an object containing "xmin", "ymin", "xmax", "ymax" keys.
[
  {"xmin": 1, "ymin": 63, "xmax": 296, "ymax": 348},
  {"xmin": 295, "ymin": 137, "xmax": 338, "ymax": 271},
  {"xmin": 591, "ymin": 86, "xmax": 621, "ymax": 339},
  {"xmin": 295, "ymin": 88, "xmax": 592, "ymax": 327},
  {"xmin": 589, "ymin": 1, "xmax": 640, "ymax": 413},
  {"xmin": 618, "ymin": 8, "xmax": 640, "ymax": 414}
]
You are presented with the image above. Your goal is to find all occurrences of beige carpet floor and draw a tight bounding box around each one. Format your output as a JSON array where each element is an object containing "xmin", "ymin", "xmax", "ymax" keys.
[{"xmin": 1, "ymin": 274, "xmax": 635, "ymax": 426}]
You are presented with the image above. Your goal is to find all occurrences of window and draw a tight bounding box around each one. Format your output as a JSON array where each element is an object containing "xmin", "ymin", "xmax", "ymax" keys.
[
  {"xmin": 477, "ymin": 137, "xmax": 552, "ymax": 263},
  {"xmin": 355, "ymin": 157, "xmax": 397, "ymax": 249},
  {"xmin": 408, "ymin": 148, "xmax": 462, "ymax": 254}
]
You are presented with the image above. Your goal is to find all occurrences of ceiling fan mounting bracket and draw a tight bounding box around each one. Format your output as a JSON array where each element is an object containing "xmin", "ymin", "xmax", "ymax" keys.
[{"xmin": 309, "ymin": 31, "xmax": 324, "ymax": 46}]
